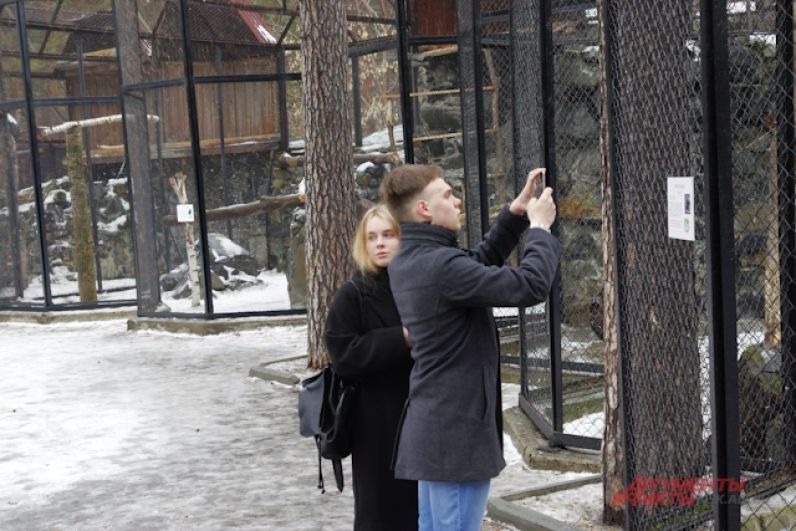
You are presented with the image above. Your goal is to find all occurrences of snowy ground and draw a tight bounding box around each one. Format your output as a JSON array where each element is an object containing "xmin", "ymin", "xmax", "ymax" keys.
[
  {"xmin": 0, "ymin": 319, "xmax": 597, "ymax": 530},
  {"xmin": 516, "ymin": 482, "xmax": 618, "ymax": 530}
]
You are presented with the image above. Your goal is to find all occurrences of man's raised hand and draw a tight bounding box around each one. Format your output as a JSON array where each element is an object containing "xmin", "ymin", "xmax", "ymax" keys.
[
  {"xmin": 509, "ymin": 168, "xmax": 546, "ymax": 215},
  {"xmin": 527, "ymin": 186, "xmax": 557, "ymax": 229}
]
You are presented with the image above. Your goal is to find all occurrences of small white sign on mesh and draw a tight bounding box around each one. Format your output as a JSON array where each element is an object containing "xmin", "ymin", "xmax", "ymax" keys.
[
  {"xmin": 667, "ymin": 176, "xmax": 695, "ymax": 241},
  {"xmin": 176, "ymin": 204, "xmax": 195, "ymax": 224}
]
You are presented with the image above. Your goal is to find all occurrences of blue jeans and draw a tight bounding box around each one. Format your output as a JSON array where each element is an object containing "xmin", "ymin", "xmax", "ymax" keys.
[{"xmin": 418, "ymin": 479, "xmax": 491, "ymax": 531}]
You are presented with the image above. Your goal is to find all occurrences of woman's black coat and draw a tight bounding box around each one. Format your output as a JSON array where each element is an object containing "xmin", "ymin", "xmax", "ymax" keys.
[{"xmin": 325, "ymin": 269, "xmax": 418, "ymax": 531}]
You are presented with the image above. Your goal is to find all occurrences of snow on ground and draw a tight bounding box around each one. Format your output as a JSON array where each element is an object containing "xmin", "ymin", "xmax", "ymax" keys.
[
  {"xmin": 0, "ymin": 319, "xmax": 593, "ymax": 530},
  {"xmin": 97, "ymin": 214, "xmax": 127, "ymax": 234},
  {"xmin": 0, "ymin": 321, "xmax": 356, "ymax": 530},
  {"xmin": 17, "ymin": 269, "xmax": 291, "ymax": 312},
  {"xmin": 163, "ymin": 270, "xmax": 291, "ymax": 314},
  {"xmin": 516, "ymin": 482, "xmax": 620, "ymax": 530},
  {"xmin": 565, "ymin": 412, "xmax": 604, "ymax": 439},
  {"xmin": 22, "ymin": 270, "xmax": 137, "ymax": 303},
  {"xmin": 5, "ymin": 317, "xmax": 784, "ymax": 529}
]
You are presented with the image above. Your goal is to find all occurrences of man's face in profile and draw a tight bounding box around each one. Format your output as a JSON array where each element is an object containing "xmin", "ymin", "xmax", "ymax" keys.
[{"xmin": 421, "ymin": 177, "xmax": 462, "ymax": 232}]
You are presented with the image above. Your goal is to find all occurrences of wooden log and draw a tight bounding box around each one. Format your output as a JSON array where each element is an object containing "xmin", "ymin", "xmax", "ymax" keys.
[
  {"xmin": 277, "ymin": 152, "xmax": 400, "ymax": 169},
  {"xmin": 382, "ymin": 86, "xmax": 495, "ymax": 100},
  {"xmin": 412, "ymin": 128, "xmax": 498, "ymax": 143},
  {"xmin": 414, "ymin": 44, "xmax": 458, "ymax": 60},
  {"xmin": 161, "ymin": 193, "xmax": 305, "ymax": 226},
  {"xmin": 40, "ymin": 114, "xmax": 159, "ymax": 136},
  {"xmin": 91, "ymin": 132, "xmax": 281, "ymax": 161}
]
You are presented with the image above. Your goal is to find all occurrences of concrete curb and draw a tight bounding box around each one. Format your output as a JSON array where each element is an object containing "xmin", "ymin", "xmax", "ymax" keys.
[
  {"xmin": 502, "ymin": 406, "xmax": 601, "ymax": 473},
  {"xmin": 487, "ymin": 474, "xmax": 602, "ymax": 531},
  {"xmin": 248, "ymin": 355, "xmax": 307, "ymax": 385},
  {"xmin": 488, "ymin": 498, "xmax": 581, "ymax": 531},
  {"xmin": 0, "ymin": 308, "xmax": 137, "ymax": 324},
  {"xmin": 127, "ymin": 315, "xmax": 306, "ymax": 335}
]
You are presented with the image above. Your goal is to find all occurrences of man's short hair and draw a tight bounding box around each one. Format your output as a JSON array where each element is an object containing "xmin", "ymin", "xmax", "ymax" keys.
[{"xmin": 379, "ymin": 164, "xmax": 444, "ymax": 223}]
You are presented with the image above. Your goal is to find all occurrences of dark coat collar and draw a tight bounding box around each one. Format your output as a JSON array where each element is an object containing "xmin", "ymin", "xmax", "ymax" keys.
[
  {"xmin": 399, "ymin": 222, "xmax": 458, "ymax": 247},
  {"xmin": 352, "ymin": 267, "xmax": 391, "ymax": 293}
]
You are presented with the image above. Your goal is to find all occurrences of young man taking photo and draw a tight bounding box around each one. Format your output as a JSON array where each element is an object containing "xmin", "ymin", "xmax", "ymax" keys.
[{"xmin": 380, "ymin": 164, "xmax": 559, "ymax": 531}]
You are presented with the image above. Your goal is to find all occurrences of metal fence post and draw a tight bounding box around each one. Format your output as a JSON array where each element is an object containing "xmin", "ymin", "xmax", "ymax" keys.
[
  {"xmin": 538, "ymin": 0, "xmax": 563, "ymax": 437},
  {"xmin": 16, "ymin": 0, "xmax": 53, "ymax": 308},
  {"xmin": 178, "ymin": 0, "xmax": 214, "ymax": 316},
  {"xmin": 701, "ymin": 0, "xmax": 741, "ymax": 528},
  {"xmin": 395, "ymin": 0, "xmax": 414, "ymax": 163}
]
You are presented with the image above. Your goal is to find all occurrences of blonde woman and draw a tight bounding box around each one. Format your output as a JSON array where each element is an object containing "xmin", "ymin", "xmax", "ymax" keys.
[{"xmin": 325, "ymin": 205, "xmax": 417, "ymax": 530}]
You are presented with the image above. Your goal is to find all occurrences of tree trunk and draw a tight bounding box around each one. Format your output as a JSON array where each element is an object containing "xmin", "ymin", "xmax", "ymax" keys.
[
  {"xmin": 0, "ymin": 113, "xmax": 23, "ymax": 299},
  {"xmin": 596, "ymin": 0, "xmax": 624, "ymax": 524},
  {"xmin": 765, "ymin": 135, "xmax": 781, "ymax": 347},
  {"xmin": 66, "ymin": 128, "xmax": 98, "ymax": 303},
  {"xmin": 300, "ymin": 0, "xmax": 358, "ymax": 369},
  {"xmin": 602, "ymin": 1, "xmax": 705, "ymax": 524},
  {"xmin": 169, "ymin": 173, "xmax": 201, "ymax": 308}
]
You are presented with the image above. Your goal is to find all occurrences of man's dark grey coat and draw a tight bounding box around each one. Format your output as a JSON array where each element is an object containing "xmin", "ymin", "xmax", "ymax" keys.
[{"xmin": 388, "ymin": 207, "xmax": 560, "ymax": 482}]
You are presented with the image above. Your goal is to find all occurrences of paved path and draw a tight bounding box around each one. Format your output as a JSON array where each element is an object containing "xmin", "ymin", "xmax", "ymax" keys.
[
  {"xmin": 1, "ymin": 321, "xmax": 528, "ymax": 530},
  {"xmin": 0, "ymin": 321, "xmax": 357, "ymax": 530}
]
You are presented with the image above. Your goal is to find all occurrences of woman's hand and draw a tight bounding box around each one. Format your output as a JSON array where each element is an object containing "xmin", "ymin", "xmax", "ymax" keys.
[{"xmin": 403, "ymin": 327, "xmax": 414, "ymax": 348}]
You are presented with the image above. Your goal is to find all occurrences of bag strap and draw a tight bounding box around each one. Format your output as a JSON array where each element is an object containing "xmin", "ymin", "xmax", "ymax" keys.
[
  {"xmin": 315, "ymin": 436, "xmax": 325, "ymax": 494},
  {"xmin": 345, "ymin": 279, "xmax": 365, "ymax": 334}
]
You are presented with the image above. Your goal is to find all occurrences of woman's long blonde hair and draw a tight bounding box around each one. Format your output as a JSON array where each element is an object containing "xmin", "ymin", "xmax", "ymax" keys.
[{"xmin": 352, "ymin": 204, "xmax": 400, "ymax": 273}]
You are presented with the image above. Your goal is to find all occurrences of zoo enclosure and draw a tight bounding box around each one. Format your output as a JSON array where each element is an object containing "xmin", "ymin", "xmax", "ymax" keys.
[{"xmin": 0, "ymin": 0, "xmax": 400, "ymax": 316}]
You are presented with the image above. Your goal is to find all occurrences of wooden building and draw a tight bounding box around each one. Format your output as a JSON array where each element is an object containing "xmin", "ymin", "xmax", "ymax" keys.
[{"xmin": 41, "ymin": 2, "xmax": 283, "ymax": 164}]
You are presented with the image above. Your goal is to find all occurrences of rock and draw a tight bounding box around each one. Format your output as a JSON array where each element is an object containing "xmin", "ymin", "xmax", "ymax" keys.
[
  {"xmin": 206, "ymin": 233, "xmax": 261, "ymax": 276},
  {"xmin": 738, "ymin": 345, "xmax": 783, "ymax": 461},
  {"xmin": 160, "ymin": 264, "xmax": 188, "ymax": 292},
  {"xmin": 211, "ymin": 270, "xmax": 226, "ymax": 291},
  {"xmin": 557, "ymin": 101, "xmax": 599, "ymax": 142},
  {"xmin": 214, "ymin": 254, "xmax": 260, "ymax": 277},
  {"xmin": 420, "ymin": 104, "xmax": 462, "ymax": 132},
  {"xmin": 555, "ymin": 48, "xmax": 598, "ymax": 89},
  {"xmin": 172, "ymin": 278, "xmax": 192, "ymax": 300}
]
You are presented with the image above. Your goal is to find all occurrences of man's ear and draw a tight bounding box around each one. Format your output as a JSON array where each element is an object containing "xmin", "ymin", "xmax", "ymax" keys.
[{"xmin": 415, "ymin": 199, "xmax": 430, "ymax": 220}]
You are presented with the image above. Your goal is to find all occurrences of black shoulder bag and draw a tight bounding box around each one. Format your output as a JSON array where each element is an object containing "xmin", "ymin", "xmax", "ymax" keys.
[{"xmin": 298, "ymin": 364, "xmax": 356, "ymax": 493}]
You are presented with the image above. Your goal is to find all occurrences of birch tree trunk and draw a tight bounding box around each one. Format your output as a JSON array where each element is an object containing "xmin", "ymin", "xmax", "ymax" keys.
[
  {"xmin": 300, "ymin": 0, "xmax": 358, "ymax": 369},
  {"xmin": 65, "ymin": 128, "xmax": 98, "ymax": 303},
  {"xmin": 169, "ymin": 172, "xmax": 201, "ymax": 308}
]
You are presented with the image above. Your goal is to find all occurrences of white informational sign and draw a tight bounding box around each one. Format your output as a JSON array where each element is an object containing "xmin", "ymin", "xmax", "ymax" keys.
[
  {"xmin": 667, "ymin": 176, "xmax": 695, "ymax": 241},
  {"xmin": 176, "ymin": 204, "xmax": 195, "ymax": 224}
]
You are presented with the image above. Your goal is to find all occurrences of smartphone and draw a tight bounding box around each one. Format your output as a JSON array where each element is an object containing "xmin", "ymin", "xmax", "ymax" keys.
[{"xmin": 532, "ymin": 169, "xmax": 546, "ymax": 198}]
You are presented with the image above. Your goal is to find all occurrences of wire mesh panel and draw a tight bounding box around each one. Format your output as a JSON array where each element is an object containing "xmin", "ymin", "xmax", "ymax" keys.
[
  {"xmin": 550, "ymin": 0, "xmax": 604, "ymax": 442},
  {"xmin": 725, "ymin": 0, "xmax": 796, "ymax": 527},
  {"xmin": 510, "ymin": 0, "xmax": 603, "ymax": 446},
  {"xmin": 457, "ymin": 0, "xmax": 485, "ymax": 246},
  {"xmin": 604, "ymin": 0, "xmax": 716, "ymax": 528},
  {"xmin": 0, "ymin": 0, "xmax": 137, "ymax": 310},
  {"xmin": 480, "ymin": 0, "xmax": 514, "ymax": 223},
  {"xmin": 510, "ymin": 0, "xmax": 553, "ymax": 420}
]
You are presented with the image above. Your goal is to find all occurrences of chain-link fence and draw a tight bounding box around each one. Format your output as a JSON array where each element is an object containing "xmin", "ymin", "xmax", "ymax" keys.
[
  {"xmin": 603, "ymin": 0, "xmax": 795, "ymax": 528},
  {"xmin": 605, "ymin": 0, "xmax": 712, "ymax": 526},
  {"xmin": 550, "ymin": 0, "xmax": 605, "ymax": 444},
  {"xmin": 502, "ymin": 0, "xmax": 604, "ymax": 449},
  {"xmin": 726, "ymin": 0, "xmax": 796, "ymax": 528}
]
